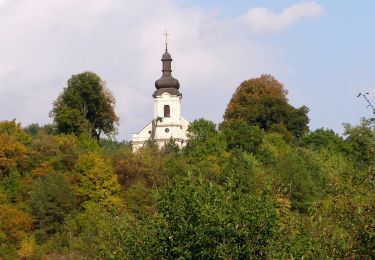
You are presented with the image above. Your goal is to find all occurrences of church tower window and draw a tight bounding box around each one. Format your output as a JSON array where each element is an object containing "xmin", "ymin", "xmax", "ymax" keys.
[{"xmin": 164, "ymin": 105, "xmax": 170, "ymax": 117}]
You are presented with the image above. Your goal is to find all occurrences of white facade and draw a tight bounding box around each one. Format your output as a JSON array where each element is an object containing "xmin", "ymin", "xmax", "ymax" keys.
[
  {"xmin": 131, "ymin": 47, "xmax": 189, "ymax": 151},
  {"xmin": 132, "ymin": 92, "xmax": 189, "ymax": 151}
]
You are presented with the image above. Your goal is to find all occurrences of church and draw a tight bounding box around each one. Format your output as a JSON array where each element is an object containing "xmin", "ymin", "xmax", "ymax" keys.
[{"xmin": 131, "ymin": 37, "xmax": 189, "ymax": 151}]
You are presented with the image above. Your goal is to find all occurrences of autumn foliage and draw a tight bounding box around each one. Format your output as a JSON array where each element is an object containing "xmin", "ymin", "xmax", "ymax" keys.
[
  {"xmin": 0, "ymin": 73, "xmax": 373, "ymax": 259},
  {"xmin": 222, "ymin": 74, "xmax": 309, "ymax": 139}
]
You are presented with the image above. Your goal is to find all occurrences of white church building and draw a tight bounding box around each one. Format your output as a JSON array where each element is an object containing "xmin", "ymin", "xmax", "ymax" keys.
[{"xmin": 131, "ymin": 42, "xmax": 189, "ymax": 151}]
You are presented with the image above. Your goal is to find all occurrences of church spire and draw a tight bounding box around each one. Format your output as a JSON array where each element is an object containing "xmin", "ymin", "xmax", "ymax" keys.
[
  {"xmin": 161, "ymin": 48, "xmax": 172, "ymax": 76},
  {"xmin": 161, "ymin": 30, "xmax": 172, "ymax": 76},
  {"xmin": 154, "ymin": 31, "xmax": 180, "ymax": 92}
]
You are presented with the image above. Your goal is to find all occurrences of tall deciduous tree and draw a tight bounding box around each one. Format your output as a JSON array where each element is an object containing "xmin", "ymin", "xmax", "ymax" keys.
[
  {"xmin": 222, "ymin": 74, "xmax": 309, "ymax": 139},
  {"xmin": 50, "ymin": 72, "xmax": 119, "ymax": 140}
]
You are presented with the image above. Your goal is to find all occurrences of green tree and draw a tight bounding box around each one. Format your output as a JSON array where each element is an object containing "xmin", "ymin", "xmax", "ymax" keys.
[
  {"xmin": 161, "ymin": 138, "xmax": 180, "ymax": 155},
  {"xmin": 260, "ymin": 134, "xmax": 328, "ymax": 212},
  {"xmin": 1, "ymin": 169, "xmax": 21, "ymax": 202},
  {"xmin": 50, "ymin": 72, "xmax": 119, "ymax": 140},
  {"xmin": 55, "ymin": 203, "xmax": 132, "ymax": 259},
  {"xmin": 219, "ymin": 151, "xmax": 263, "ymax": 194},
  {"xmin": 24, "ymin": 123, "xmax": 40, "ymax": 137},
  {"xmin": 184, "ymin": 118, "xmax": 227, "ymax": 163},
  {"xmin": 222, "ymin": 120, "xmax": 264, "ymax": 154},
  {"xmin": 0, "ymin": 120, "xmax": 31, "ymax": 145},
  {"xmin": 24, "ymin": 123, "xmax": 54, "ymax": 137},
  {"xmin": 29, "ymin": 173, "xmax": 77, "ymax": 241},
  {"xmin": 144, "ymin": 173, "xmax": 278, "ymax": 259},
  {"xmin": 308, "ymin": 149, "xmax": 375, "ymax": 258},
  {"xmin": 30, "ymin": 133, "xmax": 99, "ymax": 172},
  {"xmin": 343, "ymin": 117, "xmax": 374, "ymax": 167},
  {"xmin": 222, "ymin": 74, "xmax": 309, "ymax": 139},
  {"xmin": 300, "ymin": 128, "xmax": 350, "ymax": 155}
]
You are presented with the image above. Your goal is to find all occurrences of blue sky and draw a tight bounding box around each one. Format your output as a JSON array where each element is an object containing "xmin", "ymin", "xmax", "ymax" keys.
[
  {"xmin": 0, "ymin": 0, "xmax": 374, "ymax": 140},
  {"xmin": 177, "ymin": 0, "xmax": 375, "ymax": 131}
]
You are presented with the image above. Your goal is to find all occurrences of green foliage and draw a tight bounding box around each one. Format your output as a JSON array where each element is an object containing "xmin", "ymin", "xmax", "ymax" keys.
[
  {"xmin": 308, "ymin": 148, "xmax": 375, "ymax": 258},
  {"xmin": 300, "ymin": 128, "xmax": 351, "ymax": 155},
  {"xmin": 0, "ymin": 119, "xmax": 31, "ymax": 145},
  {"xmin": 1, "ymin": 169, "xmax": 21, "ymax": 202},
  {"xmin": 30, "ymin": 133, "xmax": 99, "ymax": 172},
  {"xmin": 25, "ymin": 123, "xmax": 55, "ymax": 137},
  {"xmin": 31, "ymin": 133, "xmax": 77, "ymax": 172},
  {"xmin": 222, "ymin": 74, "xmax": 309, "ymax": 139},
  {"xmin": 56, "ymin": 203, "xmax": 132, "ymax": 259},
  {"xmin": 29, "ymin": 173, "xmax": 77, "ymax": 242},
  {"xmin": 122, "ymin": 180, "xmax": 157, "ymax": 216},
  {"xmin": 113, "ymin": 145, "xmax": 167, "ymax": 188},
  {"xmin": 186, "ymin": 118, "xmax": 217, "ymax": 141},
  {"xmin": 269, "ymin": 122, "xmax": 297, "ymax": 144},
  {"xmin": 222, "ymin": 120, "xmax": 265, "ymax": 153},
  {"xmin": 147, "ymin": 173, "xmax": 279, "ymax": 259},
  {"xmin": 161, "ymin": 137, "xmax": 180, "ymax": 155},
  {"xmin": 219, "ymin": 151, "xmax": 263, "ymax": 194},
  {"xmin": 260, "ymin": 134, "xmax": 328, "ymax": 212},
  {"xmin": 0, "ymin": 112, "xmax": 373, "ymax": 258},
  {"xmin": 50, "ymin": 72, "xmax": 119, "ymax": 140},
  {"xmin": 24, "ymin": 123, "xmax": 41, "ymax": 137},
  {"xmin": 99, "ymin": 139, "xmax": 131, "ymax": 156},
  {"xmin": 184, "ymin": 118, "xmax": 227, "ymax": 163},
  {"xmin": 343, "ymin": 117, "xmax": 374, "ymax": 168}
]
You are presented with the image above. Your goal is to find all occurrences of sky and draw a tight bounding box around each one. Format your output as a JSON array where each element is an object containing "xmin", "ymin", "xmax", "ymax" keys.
[{"xmin": 0, "ymin": 0, "xmax": 374, "ymax": 141}]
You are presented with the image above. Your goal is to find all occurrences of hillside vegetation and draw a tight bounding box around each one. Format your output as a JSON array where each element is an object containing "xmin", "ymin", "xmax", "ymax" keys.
[{"xmin": 0, "ymin": 74, "xmax": 373, "ymax": 259}]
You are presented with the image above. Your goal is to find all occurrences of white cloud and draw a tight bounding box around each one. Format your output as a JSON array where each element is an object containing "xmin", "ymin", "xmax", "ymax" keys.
[
  {"xmin": 243, "ymin": 1, "xmax": 324, "ymax": 33},
  {"xmin": 0, "ymin": 0, "xmax": 323, "ymax": 140}
]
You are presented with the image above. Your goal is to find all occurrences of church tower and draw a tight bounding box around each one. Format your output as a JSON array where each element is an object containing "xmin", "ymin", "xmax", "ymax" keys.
[{"xmin": 132, "ymin": 35, "xmax": 189, "ymax": 151}]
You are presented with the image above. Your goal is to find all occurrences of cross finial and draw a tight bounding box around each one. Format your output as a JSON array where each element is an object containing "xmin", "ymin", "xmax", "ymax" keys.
[{"xmin": 163, "ymin": 30, "xmax": 169, "ymax": 50}]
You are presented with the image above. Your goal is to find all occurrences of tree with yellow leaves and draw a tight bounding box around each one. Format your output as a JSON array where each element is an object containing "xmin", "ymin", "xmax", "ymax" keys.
[{"xmin": 73, "ymin": 152, "xmax": 122, "ymax": 210}]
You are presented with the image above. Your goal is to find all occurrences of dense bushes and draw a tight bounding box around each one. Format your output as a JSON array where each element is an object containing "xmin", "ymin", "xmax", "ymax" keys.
[{"xmin": 0, "ymin": 117, "xmax": 373, "ymax": 259}]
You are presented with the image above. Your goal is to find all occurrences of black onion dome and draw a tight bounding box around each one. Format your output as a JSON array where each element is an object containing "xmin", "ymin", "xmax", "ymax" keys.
[
  {"xmin": 155, "ymin": 75, "xmax": 180, "ymax": 89},
  {"xmin": 154, "ymin": 48, "xmax": 181, "ymax": 93}
]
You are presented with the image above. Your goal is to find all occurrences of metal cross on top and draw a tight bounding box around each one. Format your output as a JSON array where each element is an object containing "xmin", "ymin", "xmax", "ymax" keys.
[{"xmin": 163, "ymin": 30, "xmax": 169, "ymax": 50}]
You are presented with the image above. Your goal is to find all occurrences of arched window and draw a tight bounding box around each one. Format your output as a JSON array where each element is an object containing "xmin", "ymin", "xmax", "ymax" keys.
[{"xmin": 164, "ymin": 105, "xmax": 170, "ymax": 117}]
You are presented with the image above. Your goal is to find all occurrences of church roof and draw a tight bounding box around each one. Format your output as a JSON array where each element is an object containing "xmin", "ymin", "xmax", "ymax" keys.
[
  {"xmin": 154, "ymin": 47, "xmax": 181, "ymax": 96},
  {"xmin": 152, "ymin": 87, "xmax": 182, "ymax": 98},
  {"xmin": 155, "ymin": 74, "xmax": 180, "ymax": 89},
  {"xmin": 162, "ymin": 50, "xmax": 172, "ymax": 60}
]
